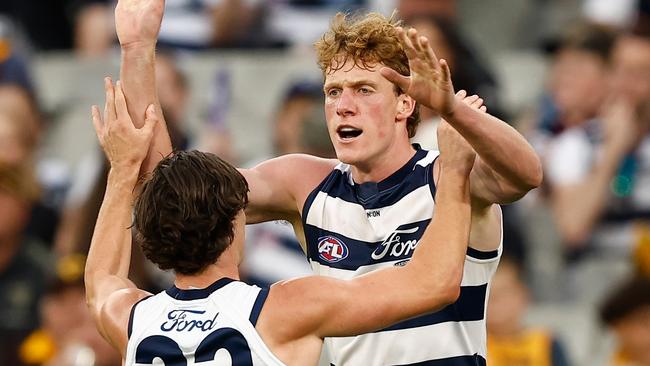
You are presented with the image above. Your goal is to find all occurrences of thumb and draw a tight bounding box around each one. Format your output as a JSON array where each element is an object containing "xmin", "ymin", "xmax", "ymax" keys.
[
  {"xmin": 142, "ymin": 104, "xmax": 158, "ymax": 137},
  {"xmin": 380, "ymin": 67, "xmax": 410, "ymax": 92}
]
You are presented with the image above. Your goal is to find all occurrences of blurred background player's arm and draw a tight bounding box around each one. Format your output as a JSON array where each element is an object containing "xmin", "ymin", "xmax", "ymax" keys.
[{"xmin": 548, "ymin": 99, "xmax": 638, "ymax": 246}]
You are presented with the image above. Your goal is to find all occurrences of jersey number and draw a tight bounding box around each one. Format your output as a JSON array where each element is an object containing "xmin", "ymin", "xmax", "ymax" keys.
[{"xmin": 135, "ymin": 327, "xmax": 253, "ymax": 365}]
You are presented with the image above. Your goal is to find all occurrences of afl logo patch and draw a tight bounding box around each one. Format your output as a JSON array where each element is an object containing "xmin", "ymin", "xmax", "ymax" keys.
[{"xmin": 317, "ymin": 236, "xmax": 349, "ymax": 263}]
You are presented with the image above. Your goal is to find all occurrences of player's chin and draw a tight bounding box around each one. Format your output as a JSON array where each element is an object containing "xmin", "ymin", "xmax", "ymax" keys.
[{"xmin": 334, "ymin": 147, "xmax": 363, "ymax": 165}]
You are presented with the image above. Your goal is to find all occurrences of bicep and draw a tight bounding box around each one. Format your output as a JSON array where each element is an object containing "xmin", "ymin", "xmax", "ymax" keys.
[
  {"xmin": 240, "ymin": 164, "xmax": 297, "ymax": 223},
  {"xmin": 241, "ymin": 155, "xmax": 336, "ymax": 224},
  {"xmin": 263, "ymin": 268, "xmax": 442, "ymax": 340}
]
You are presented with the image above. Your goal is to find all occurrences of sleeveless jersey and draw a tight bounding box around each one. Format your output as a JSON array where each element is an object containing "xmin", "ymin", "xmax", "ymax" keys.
[
  {"xmin": 302, "ymin": 146, "xmax": 502, "ymax": 366},
  {"xmin": 124, "ymin": 278, "xmax": 286, "ymax": 366}
]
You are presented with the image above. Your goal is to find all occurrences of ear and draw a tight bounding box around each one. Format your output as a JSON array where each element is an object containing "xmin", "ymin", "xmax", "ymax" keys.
[{"xmin": 395, "ymin": 94, "xmax": 416, "ymax": 121}]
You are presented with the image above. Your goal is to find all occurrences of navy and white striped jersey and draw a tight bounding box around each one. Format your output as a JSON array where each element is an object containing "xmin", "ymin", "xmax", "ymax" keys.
[
  {"xmin": 125, "ymin": 278, "xmax": 286, "ymax": 366},
  {"xmin": 302, "ymin": 146, "xmax": 502, "ymax": 366}
]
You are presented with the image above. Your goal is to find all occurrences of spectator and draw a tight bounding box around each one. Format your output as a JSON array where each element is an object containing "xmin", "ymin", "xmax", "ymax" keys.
[
  {"xmin": 0, "ymin": 85, "xmax": 65, "ymax": 246},
  {"xmin": 158, "ymin": 0, "xmax": 265, "ymax": 49},
  {"xmin": 487, "ymin": 256, "xmax": 571, "ymax": 366},
  {"xmin": 266, "ymin": 0, "xmax": 367, "ymax": 48},
  {"xmin": 600, "ymin": 275, "xmax": 650, "ymax": 366},
  {"xmin": 240, "ymin": 79, "xmax": 333, "ymax": 287},
  {"xmin": 543, "ymin": 27, "xmax": 650, "ymax": 256},
  {"xmin": 18, "ymin": 258, "xmax": 120, "ymax": 366},
  {"xmin": 0, "ymin": 161, "xmax": 51, "ymax": 366}
]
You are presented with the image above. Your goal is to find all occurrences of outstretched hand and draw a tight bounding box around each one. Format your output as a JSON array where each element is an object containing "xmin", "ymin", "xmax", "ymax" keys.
[
  {"xmin": 115, "ymin": 0, "xmax": 165, "ymax": 48},
  {"xmin": 92, "ymin": 78, "xmax": 158, "ymax": 172},
  {"xmin": 381, "ymin": 26, "xmax": 456, "ymax": 117}
]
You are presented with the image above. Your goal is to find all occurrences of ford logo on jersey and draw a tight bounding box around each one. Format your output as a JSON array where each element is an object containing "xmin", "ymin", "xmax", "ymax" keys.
[{"xmin": 317, "ymin": 236, "xmax": 349, "ymax": 263}]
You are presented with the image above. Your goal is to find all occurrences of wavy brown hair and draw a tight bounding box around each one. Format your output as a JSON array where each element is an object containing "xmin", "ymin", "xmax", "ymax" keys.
[
  {"xmin": 314, "ymin": 12, "xmax": 421, "ymax": 137},
  {"xmin": 133, "ymin": 150, "xmax": 249, "ymax": 275}
]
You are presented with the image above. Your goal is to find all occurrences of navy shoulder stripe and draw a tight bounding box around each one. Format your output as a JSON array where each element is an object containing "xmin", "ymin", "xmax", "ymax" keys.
[
  {"xmin": 249, "ymin": 287, "xmax": 270, "ymax": 326},
  {"xmin": 378, "ymin": 284, "xmax": 487, "ymax": 332},
  {"xmin": 467, "ymin": 247, "xmax": 499, "ymax": 260},
  {"xmin": 301, "ymin": 167, "xmax": 342, "ymax": 224},
  {"xmin": 128, "ymin": 295, "xmax": 153, "ymax": 339}
]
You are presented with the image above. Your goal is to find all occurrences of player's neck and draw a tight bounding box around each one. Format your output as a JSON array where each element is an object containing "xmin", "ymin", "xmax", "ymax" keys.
[
  {"xmin": 174, "ymin": 262, "xmax": 240, "ymax": 290},
  {"xmin": 351, "ymin": 141, "xmax": 416, "ymax": 184}
]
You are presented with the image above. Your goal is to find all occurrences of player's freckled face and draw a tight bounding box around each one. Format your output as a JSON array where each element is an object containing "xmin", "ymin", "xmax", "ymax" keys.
[{"xmin": 323, "ymin": 60, "xmax": 402, "ymax": 167}]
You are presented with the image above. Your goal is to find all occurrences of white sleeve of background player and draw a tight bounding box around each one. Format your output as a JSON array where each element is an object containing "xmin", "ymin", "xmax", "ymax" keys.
[{"xmin": 545, "ymin": 128, "xmax": 593, "ymax": 186}]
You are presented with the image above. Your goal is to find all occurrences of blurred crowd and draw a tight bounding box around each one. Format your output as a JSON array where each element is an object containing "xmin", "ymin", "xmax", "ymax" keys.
[{"xmin": 1, "ymin": 0, "xmax": 650, "ymax": 365}]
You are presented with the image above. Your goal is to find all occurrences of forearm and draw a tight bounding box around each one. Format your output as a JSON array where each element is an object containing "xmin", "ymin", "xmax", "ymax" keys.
[
  {"xmin": 444, "ymin": 102, "xmax": 542, "ymax": 192},
  {"xmin": 409, "ymin": 165, "xmax": 471, "ymax": 303},
  {"xmin": 85, "ymin": 169, "xmax": 138, "ymax": 306},
  {"xmin": 120, "ymin": 45, "xmax": 172, "ymax": 173},
  {"xmin": 552, "ymin": 148, "xmax": 623, "ymax": 244}
]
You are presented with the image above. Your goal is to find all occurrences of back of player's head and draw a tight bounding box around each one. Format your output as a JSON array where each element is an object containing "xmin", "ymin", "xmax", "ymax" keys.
[
  {"xmin": 314, "ymin": 12, "xmax": 421, "ymax": 137},
  {"xmin": 134, "ymin": 150, "xmax": 249, "ymax": 275}
]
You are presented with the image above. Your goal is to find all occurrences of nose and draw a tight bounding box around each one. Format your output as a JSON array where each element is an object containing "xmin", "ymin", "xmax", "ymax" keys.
[{"xmin": 336, "ymin": 88, "xmax": 356, "ymax": 117}]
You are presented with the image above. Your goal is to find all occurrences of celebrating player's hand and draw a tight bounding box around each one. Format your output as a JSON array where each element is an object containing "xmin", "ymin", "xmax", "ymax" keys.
[
  {"xmin": 380, "ymin": 26, "xmax": 457, "ymax": 117},
  {"xmin": 115, "ymin": 0, "xmax": 165, "ymax": 48},
  {"xmin": 92, "ymin": 78, "xmax": 158, "ymax": 172}
]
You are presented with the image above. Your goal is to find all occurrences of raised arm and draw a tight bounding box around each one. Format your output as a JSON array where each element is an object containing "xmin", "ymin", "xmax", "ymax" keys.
[
  {"xmin": 115, "ymin": 0, "xmax": 172, "ymax": 174},
  {"xmin": 259, "ymin": 121, "xmax": 474, "ymax": 343},
  {"xmin": 548, "ymin": 99, "xmax": 637, "ymax": 246},
  {"xmin": 381, "ymin": 26, "xmax": 542, "ymax": 205},
  {"xmin": 84, "ymin": 80, "xmax": 156, "ymax": 352}
]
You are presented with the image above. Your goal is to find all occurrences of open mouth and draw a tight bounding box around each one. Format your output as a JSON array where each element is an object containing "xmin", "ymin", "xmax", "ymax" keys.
[{"xmin": 336, "ymin": 126, "xmax": 363, "ymax": 140}]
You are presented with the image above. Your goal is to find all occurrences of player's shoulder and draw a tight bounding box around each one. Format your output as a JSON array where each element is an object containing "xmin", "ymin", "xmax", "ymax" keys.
[
  {"xmin": 273, "ymin": 153, "xmax": 338, "ymax": 173},
  {"xmin": 265, "ymin": 153, "xmax": 339, "ymax": 194},
  {"xmin": 251, "ymin": 153, "xmax": 337, "ymax": 181},
  {"xmin": 100, "ymin": 288, "xmax": 153, "ymax": 354}
]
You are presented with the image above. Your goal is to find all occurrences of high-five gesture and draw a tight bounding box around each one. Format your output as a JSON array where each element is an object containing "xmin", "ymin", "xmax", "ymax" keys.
[
  {"xmin": 381, "ymin": 26, "xmax": 457, "ymax": 117},
  {"xmin": 92, "ymin": 78, "xmax": 158, "ymax": 172},
  {"xmin": 115, "ymin": 0, "xmax": 165, "ymax": 48}
]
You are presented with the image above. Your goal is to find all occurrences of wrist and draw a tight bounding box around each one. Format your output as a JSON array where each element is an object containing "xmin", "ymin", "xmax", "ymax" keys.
[
  {"xmin": 439, "ymin": 161, "xmax": 473, "ymax": 178},
  {"xmin": 107, "ymin": 167, "xmax": 140, "ymax": 189},
  {"xmin": 120, "ymin": 40, "xmax": 157, "ymax": 53},
  {"xmin": 441, "ymin": 96, "xmax": 462, "ymax": 121}
]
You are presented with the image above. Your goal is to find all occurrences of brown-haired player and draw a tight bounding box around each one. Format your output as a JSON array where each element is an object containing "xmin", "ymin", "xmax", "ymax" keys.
[
  {"xmin": 113, "ymin": 0, "xmax": 542, "ymax": 364},
  {"xmin": 86, "ymin": 79, "xmax": 476, "ymax": 365}
]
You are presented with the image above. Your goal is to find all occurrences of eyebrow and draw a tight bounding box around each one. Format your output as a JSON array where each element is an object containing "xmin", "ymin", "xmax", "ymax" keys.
[{"xmin": 323, "ymin": 79, "xmax": 378, "ymax": 91}]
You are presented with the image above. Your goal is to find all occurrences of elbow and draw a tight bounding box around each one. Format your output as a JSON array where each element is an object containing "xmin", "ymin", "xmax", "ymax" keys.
[
  {"xmin": 517, "ymin": 157, "xmax": 543, "ymax": 193},
  {"xmin": 441, "ymin": 284, "xmax": 461, "ymax": 306},
  {"xmin": 437, "ymin": 269, "xmax": 463, "ymax": 306},
  {"xmin": 504, "ymin": 160, "xmax": 543, "ymax": 202},
  {"xmin": 527, "ymin": 157, "xmax": 544, "ymax": 190}
]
